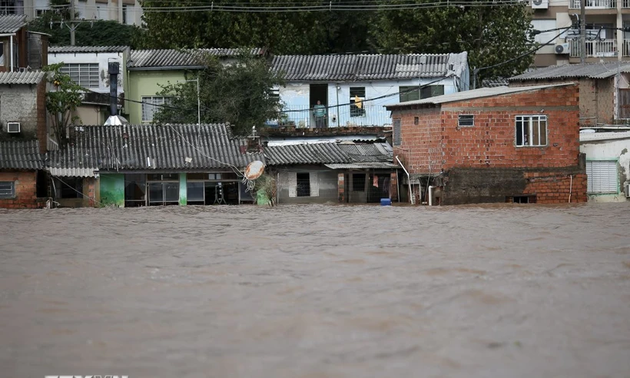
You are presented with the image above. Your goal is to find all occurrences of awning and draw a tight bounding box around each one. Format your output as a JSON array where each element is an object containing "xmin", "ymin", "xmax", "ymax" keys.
[
  {"xmin": 324, "ymin": 162, "xmax": 398, "ymax": 169},
  {"xmin": 48, "ymin": 167, "xmax": 99, "ymax": 178}
]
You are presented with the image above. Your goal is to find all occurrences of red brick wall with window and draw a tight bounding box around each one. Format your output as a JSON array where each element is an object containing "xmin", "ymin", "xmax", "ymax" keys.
[
  {"xmin": 392, "ymin": 107, "xmax": 442, "ymax": 174},
  {"xmin": 0, "ymin": 171, "xmax": 42, "ymax": 209}
]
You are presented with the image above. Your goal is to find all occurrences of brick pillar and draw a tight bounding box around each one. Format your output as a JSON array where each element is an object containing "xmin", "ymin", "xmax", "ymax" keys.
[
  {"xmin": 390, "ymin": 171, "xmax": 398, "ymax": 202},
  {"xmin": 337, "ymin": 173, "xmax": 345, "ymax": 203}
]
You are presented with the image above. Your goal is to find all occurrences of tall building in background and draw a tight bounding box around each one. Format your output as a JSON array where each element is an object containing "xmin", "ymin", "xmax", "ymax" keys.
[
  {"xmin": 1, "ymin": 0, "xmax": 143, "ymax": 26},
  {"xmin": 529, "ymin": 0, "xmax": 630, "ymax": 66}
]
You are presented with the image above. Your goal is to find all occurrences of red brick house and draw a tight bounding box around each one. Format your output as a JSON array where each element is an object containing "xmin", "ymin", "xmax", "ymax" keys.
[
  {"xmin": 0, "ymin": 140, "xmax": 45, "ymax": 208},
  {"xmin": 385, "ymin": 83, "xmax": 587, "ymax": 205}
]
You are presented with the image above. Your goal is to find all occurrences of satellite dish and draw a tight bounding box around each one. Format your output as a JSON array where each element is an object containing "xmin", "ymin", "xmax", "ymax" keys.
[{"xmin": 244, "ymin": 160, "xmax": 265, "ymax": 180}]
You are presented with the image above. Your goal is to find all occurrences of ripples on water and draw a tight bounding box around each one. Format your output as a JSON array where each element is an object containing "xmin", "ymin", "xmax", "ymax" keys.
[{"xmin": 1, "ymin": 203, "xmax": 630, "ymax": 378}]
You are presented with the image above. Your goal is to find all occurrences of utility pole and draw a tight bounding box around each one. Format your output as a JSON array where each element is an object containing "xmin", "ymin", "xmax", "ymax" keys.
[
  {"xmin": 580, "ymin": 0, "xmax": 586, "ymax": 63},
  {"xmin": 70, "ymin": 0, "xmax": 76, "ymax": 46}
]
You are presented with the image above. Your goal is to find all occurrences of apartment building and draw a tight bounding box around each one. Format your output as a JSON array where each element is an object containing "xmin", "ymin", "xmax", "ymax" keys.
[
  {"xmin": 530, "ymin": 0, "xmax": 630, "ymax": 66},
  {"xmin": 1, "ymin": 0, "xmax": 143, "ymax": 26}
]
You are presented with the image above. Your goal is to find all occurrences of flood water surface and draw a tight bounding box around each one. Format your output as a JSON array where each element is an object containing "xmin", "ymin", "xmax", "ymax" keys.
[{"xmin": 1, "ymin": 203, "xmax": 630, "ymax": 378}]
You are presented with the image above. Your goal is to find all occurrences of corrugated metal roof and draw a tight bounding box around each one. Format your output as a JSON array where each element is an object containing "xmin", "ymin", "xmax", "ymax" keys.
[
  {"xmin": 264, "ymin": 143, "xmax": 352, "ymax": 166},
  {"xmin": 0, "ymin": 14, "xmax": 26, "ymax": 34},
  {"xmin": 386, "ymin": 83, "xmax": 575, "ymax": 109},
  {"xmin": 270, "ymin": 52, "xmax": 468, "ymax": 81},
  {"xmin": 0, "ymin": 71, "xmax": 46, "ymax": 85},
  {"xmin": 580, "ymin": 130, "xmax": 630, "ymax": 142},
  {"xmin": 48, "ymin": 167, "xmax": 98, "ymax": 178},
  {"xmin": 48, "ymin": 124, "xmax": 263, "ymax": 173},
  {"xmin": 325, "ymin": 162, "xmax": 398, "ymax": 169},
  {"xmin": 264, "ymin": 141, "xmax": 394, "ymax": 166},
  {"xmin": 0, "ymin": 140, "xmax": 43, "ymax": 170},
  {"xmin": 482, "ymin": 77, "xmax": 509, "ymax": 88},
  {"xmin": 49, "ymin": 46, "xmax": 128, "ymax": 54},
  {"xmin": 509, "ymin": 63, "xmax": 630, "ymax": 81},
  {"xmin": 128, "ymin": 48, "xmax": 265, "ymax": 69}
]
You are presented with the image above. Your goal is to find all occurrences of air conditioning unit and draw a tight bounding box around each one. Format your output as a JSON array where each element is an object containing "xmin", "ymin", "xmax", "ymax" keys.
[
  {"xmin": 532, "ymin": 0, "xmax": 549, "ymax": 9},
  {"xmin": 6, "ymin": 122, "xmax": 20, "ymax": 133},
  {"xmin": 555, "ymin": 43, "xmax": 570, "ymax": 55}
]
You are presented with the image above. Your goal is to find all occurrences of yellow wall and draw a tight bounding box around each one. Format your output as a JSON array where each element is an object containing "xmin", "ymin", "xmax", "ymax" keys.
[{"xmin": 126, "ymin": 70, "xmax": 189, "ymax": 124}]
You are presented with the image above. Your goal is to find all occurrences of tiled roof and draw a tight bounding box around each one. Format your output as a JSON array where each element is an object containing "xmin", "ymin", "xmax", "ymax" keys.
[
  {"xmin": 264, "ymin": 141, "xmax": 393, "ymax": 166},
  {"xmin": 270, "ymin": 52, "xmax": 468, "ymax": 81},
  {"xmin": 48, "ymin": 124, "xmax": 263, "ymax": 173},
  {"xmin": 264, "ymin": 142, "xmax": 352, "ymax": 166},
  {"xmin": 0, "ymin": 71, "xmax": 46, "ymax": 85},
  {"xmin": 49, "ymin": 46, "xmax": 128, "ymax": 54},
  {"xmin": 0, "ymin": 140, "xmax": 43, "ymax": 170},
  {"xmin": 128, "ymin": 48, "xmax": 265, "ymax": 69},
  {"xmin": 0, "ymin": 14, "xmax": 26, "ymax": 34},
  {"xmin": 386, "ymin": 83, "xmax": 575, "ymax": 109},
  {"xmin": 509, "ymin": 63, "xmax": 630, "ymax": 81}
]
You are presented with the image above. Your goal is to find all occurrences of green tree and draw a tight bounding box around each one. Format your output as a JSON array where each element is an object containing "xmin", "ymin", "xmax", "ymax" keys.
[
  {"xmin": 43, "ymin": 63, "xmax": 83, "ymax": 149},
  {"xmin": 154, "ymin": 51, "xmax": 285, "ymax": 136},
  {"xmin": 371, "ymin": 0, "xmax": 536, "ymax": 85}
]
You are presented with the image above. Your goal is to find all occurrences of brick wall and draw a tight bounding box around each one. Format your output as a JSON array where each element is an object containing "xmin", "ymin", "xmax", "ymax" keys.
[
  {"xmin": 523, "ymin": 171, "xmax": 587, "ymax": 204},
  {"xmin": 392, "ymin": 107, "xmax": 442, "ymax": 174},
  {"xmin": 509, "ymin": 79, "xmax": 614, "ymax": 126},
  {"xmin": 0, "ymin": 171, "xmax": 44, "ymax": 209}
]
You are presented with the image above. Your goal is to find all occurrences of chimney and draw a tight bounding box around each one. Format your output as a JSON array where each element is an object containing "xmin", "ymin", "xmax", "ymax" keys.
[{"xmin": 108, "ymin": 62, "xmax": 119, "ymax": 116}]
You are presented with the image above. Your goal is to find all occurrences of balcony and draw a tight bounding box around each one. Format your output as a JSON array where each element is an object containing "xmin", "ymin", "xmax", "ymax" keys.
[
  {"xmin": 569, "ymin": 38, "xmax": 618, "ymax": 57},
  {"xmin": 267, "ymin": 104, "xmax": 392, "ymax": 128},
  {"xmin": 569, "ymin": 0, "xmax": 617, "ymax": 8}
]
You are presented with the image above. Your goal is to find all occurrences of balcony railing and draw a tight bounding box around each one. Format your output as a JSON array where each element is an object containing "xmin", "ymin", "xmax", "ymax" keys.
[
  {"xmin": 267, "ymin": 104, "xmax": 392, "ymax": 128},
  {"xmin": 569, "ymin": 0, "xmax": 617, "ymax": 8},
  {"xmin": 570, "ymin": 38, "xmax": 618, "ymax": 57}
]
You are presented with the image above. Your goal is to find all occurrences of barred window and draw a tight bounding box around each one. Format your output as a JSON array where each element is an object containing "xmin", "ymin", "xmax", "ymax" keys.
[
  {"xmin": 142, "ymin": 96, "xmax": 171, "ymax": 123},
  {"xmin": 0, "ymin": 181, "xmax": 15, "ymax": 198},
  {"xmin": 60, "ymin": 63, "xmax": 100, "ymax": 88}
]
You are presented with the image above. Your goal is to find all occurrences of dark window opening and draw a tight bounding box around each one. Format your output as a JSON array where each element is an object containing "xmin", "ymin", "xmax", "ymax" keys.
[
  {"xmin": 352, "ymin": 173, "xmax": 366, "ymax": 192},
  {"xmin": 458, "ymin": 114, "xmax": 474, "ymax": 127},
  {"xmin": 296, "ymin": 173, "xmax": 310, "ymax": 197},
  {"xmin": 510, "ymin": 196, "xmax": 536, "ymax": 204},
  {"xmin": 125, "ymin": 174, "xmax": 146, "ymax": 207},
  {"xmin": 350, "ymin": 87, "xmax": 365, "ymax": 117},
  {"xmin": 421, "ymin": 85, "xmax": 444, "ymax": 99},
  {"xmin": 399, "ymin": 86, "xmax": 420, "ymax": 102},
  {"xmin": 58, "ymin": 177, "xmax": 83, "ymax": 199},
  {"xmin": 0, "ymin": 181, "xmax": 14, "ymax": 198}
]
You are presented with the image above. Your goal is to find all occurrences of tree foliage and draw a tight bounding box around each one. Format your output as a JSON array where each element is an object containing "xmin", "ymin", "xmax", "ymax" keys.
[
  {"xmin": 371, "ymin": 0, "xmax": 536, "ymax": 84},
  {"xmin": 138, "ymin": 0, "xmax": 373, "ymax": 54},
  {"xmin": 43, "ymin": 63, "xmax": 84, "ymax": 149},
  {"xmin": 154, "ymin": 52, "xmax": 285, "ymax": 136}
]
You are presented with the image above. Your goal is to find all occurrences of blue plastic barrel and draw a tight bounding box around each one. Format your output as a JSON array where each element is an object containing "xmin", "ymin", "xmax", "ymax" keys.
[{"xmin": 380, "ymin": 198, "xmax": 392, "ymax": 206}]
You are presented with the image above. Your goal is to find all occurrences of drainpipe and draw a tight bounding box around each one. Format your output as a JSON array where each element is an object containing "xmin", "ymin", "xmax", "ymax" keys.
[
  {"xmin": 395, "ymin": 156, "xmax": 414, "ymax": 205},
  {"xmin": 9, "ymin": 34, "xmax": 14, "ymax": 71}
]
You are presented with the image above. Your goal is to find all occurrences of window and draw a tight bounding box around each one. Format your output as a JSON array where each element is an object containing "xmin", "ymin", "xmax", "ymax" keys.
[
  {"xmin": 586, "ymin": 160, "xmax": 618, "ymax": 194},
  {"xmin": 0, "ymin": 181, "xmax": 14, "ymax": 198},
  {"xmin": 60, "ymin": 63, "xmax": 100, "ymax": 88},
  {"xmin": 515, "ymin": 115, "xmax": 547, "ymax": 147},
  {"xmin": 393, "ymin": 119, "xmax": 401, "ymax": 146},
  {"xmin": 421, "ymin": 85, "xmax": 444, "ymax": 99},
  {"xmin": 352, "ymin": 173, "xmax": 366, "ymax": 192},
  {"xmin": 142, "ymin": 96, "xmax": 171, "ymax": 123},
  {"xmin": 296, "ymin": 173, "xmax": 310, "ymax": 197},
  {"xmin": 399, "ymin": 86, "xmax": 420, "ymax": 102},
  {"xmin": 350, "ymin": 87, "xmax": 365, "ymax": 117},
  {"xmin": 187, "ymin": 182, "xmax": 205, "ymax": 203},
  {"xmin": 458, "ymin": 114, "xmax": 474, "ymax": 127}
]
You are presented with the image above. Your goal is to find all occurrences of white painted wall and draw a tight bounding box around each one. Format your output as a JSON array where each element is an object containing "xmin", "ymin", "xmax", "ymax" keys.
[
  {"xmin": 48, "ymin": 50, "xmax": 126, "ymax": 95},
  {"xmin": 580, "ymin": 134, "xmax": 630, "ymax": 202}
]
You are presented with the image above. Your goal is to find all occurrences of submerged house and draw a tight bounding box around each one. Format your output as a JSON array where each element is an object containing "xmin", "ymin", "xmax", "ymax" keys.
[
  {"xmin": 580, "ymin": 130, "xmax": 630, "ymax": 202},
  {"xmin": 386, "ymin": 83, "xmax": 587, "ymax": 205},
  {"xmin": 0, "ymin": 140, "xmax": 45, "ymax": 208},
  {"xmin": 264, "ymin": 138, "xmax": 398, "ymax": 204},
  {"xmin": 47, "ymin": 123, "xmax": 263, "ymax": 207},
  {"xmin": 270, "ymin": 52, "xmax": 469, "ymax": 129}
]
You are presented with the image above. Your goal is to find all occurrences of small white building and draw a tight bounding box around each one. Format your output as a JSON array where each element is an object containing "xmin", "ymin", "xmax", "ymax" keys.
[
  {"xmin": 48, "ymin": 45, "xmax": 129, "ymax": 125},
  {"xmin": 580, "ymin": 130, "xmax": 630, "ymax": 202},
  {"xmin": 269, "ymin": 52, "xmax": 469, "ymax": 129}
]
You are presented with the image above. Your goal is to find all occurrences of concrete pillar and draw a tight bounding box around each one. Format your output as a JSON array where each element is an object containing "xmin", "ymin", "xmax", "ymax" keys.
[
  {"xmin": 337, "ymin": 173, "xmax": 345, "ymax": 203},
  {"xmin": 179, "ymin": 172, "xmax": 187, "ymax": 206}
]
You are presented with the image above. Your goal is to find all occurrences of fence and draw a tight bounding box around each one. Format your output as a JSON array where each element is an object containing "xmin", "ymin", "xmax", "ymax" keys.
[{"xmin": 270, "ymin": 104, "xmax": 392, "ymax": 128}]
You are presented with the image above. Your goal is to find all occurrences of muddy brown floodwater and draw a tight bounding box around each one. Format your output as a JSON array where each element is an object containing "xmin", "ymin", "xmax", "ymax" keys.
[{"xmin": 1, "ymin": 203, "xmax": 630, "ymax": 378}]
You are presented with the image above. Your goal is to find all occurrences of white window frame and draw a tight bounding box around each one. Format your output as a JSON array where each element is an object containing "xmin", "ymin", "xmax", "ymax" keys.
[
  {"xmin": 142, "ymin": 96, "xmax": 171, "ymax": 123},
  {"xmin": 0, "ymin": 181, "xmax": 15, "ymax": 198},
  {"xmin": 60, "ymin": 63, "xmax": 100, "ymax": 88},
  {"xmin": 515, "ymin": 115, "xmax": 548, "ymax": 147},
  {"xmin": 586, "ymin": 160, "xmax": 618, "ymax": 194}
]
